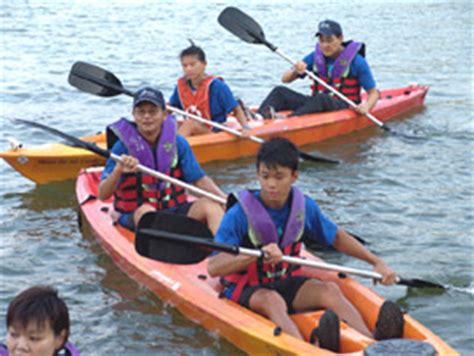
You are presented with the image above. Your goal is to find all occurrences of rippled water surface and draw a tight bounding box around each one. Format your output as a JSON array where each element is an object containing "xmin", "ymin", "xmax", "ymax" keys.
[{"xmin": 0, "ymin": 0, "xmax": 472, "ymax": 354}]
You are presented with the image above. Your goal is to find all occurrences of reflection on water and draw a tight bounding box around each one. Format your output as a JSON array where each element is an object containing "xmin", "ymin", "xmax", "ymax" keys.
[{"xmin": 0, "ymin": 0, "xmax": 472, "ymax": 354}]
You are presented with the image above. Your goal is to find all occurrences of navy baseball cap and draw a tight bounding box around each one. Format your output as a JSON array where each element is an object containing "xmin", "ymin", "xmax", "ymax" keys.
[
  {"xmin": 133, "ymin": 87, "xmax": 165, "ymax": 109},
  {"xmin": 316, "ymin": 20, "xmax": 343, "ymax": 37}
]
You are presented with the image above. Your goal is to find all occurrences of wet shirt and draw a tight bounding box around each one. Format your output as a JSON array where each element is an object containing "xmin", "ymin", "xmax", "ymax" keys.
[
  {"xmin": 169, "ymin": 78, "xmax": 239, "ymax": 124},
  {"xmin": 215, "ymin": 190, "xmax": 338, "ymax": 247}
]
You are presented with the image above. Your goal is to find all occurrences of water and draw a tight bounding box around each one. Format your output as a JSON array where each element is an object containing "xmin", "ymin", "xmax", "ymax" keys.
[{"xmin": 0, "ymin": 0, "xmax": 472, "ymax": 354}]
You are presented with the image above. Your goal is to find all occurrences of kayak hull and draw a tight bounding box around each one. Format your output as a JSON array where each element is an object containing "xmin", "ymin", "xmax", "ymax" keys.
[
  {"xmin": 76, "ymin": 168, "xmax": 456, "ymax": 355},
  {"xmin": 3, "ymin": 85, "xmax": 428, "ymax": 184}
]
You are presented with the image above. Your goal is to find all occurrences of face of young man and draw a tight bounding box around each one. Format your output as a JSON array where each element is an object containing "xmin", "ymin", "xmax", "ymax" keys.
[
  {"xmin": 180, "ymin": 55, "xmax": 206, "ymax": 83},
  {"xmin": 257, "ymin": 163, "xmax": 298, "ymax": 209},
  {"xmin": 6, "ymin": 321, "xmax": 65, "ymax": 356},
  {"xmin": 133, "ymin": 102, "xmax": 166, "ymax": 142},
  {"xmin": 318, "ymin": 34, "xmax": 344, "ymax": 58}
]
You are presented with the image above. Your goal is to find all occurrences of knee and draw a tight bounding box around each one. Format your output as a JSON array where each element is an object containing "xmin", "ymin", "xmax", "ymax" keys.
[
  {"xmin": 251, "ymin": 290, "xmax": 288, "ymax": 316},
  {"xmin": 133, "ymin": 204, "xmax": 155, "ymax": 225},
  {"xmin": 271, "ymin": 85, "xmax": 289, "ymax": 95},
  {"xmin": 320, "ymin": 282, "xmax": 345, "ymax": 306}
]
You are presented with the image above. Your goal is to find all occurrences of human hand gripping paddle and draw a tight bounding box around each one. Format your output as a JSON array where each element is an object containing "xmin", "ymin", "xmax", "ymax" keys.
[
  {"xmin": 217, "ymin": 7, "xmax": 422, "ymax": 140},
  {"xmin": 67, "ymin": 61, "xmax": 339, "ymax": 164},
  {"xmin": 10, "ymin": 119, "xmax": 442, "ymax": 290},
  {"xmin": 135, "ymin": 211, "xmax": 445, "ymax": 290}
]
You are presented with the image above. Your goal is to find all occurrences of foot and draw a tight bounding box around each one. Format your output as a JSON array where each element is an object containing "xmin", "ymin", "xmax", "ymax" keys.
[
  {"xmin": 374, "ymin": 301, "xmax": 404, "ymax": 340},
  {"xmin": 310, "ymin": 309, "xmax": 340, "ymax": 352}
]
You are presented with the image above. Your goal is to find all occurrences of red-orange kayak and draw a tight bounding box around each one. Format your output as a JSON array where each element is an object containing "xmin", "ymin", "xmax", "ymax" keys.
[
  {"xmin": 2, "ymin": 85, "xmax": 428, "ymax": 184},
  {"xmin": 76, "ymin": 167, "xmax": 456, "ymax": 355}
]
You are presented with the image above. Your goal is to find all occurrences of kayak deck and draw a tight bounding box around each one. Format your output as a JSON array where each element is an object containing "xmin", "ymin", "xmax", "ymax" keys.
[
  {"xmin": 76, "ymin": 168, "xmax": 456, "ymax": 355},
  {"xmin": 2, "ymin": 85, "xmax": 428, "ymax": 184}
]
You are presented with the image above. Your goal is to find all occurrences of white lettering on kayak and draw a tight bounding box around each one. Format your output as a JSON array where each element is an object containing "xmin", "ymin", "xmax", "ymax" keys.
[{"xmin": 151, "ymin": 270, "xmax": 181, "ymax": 291}]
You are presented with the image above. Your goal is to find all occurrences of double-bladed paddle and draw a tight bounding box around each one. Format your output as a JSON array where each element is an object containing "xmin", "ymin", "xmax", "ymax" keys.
[
  {"xmin": 68, "ymin": 61, "xmax": 340, "ymax": 164},
  {"xmin": 136, "ymin": 211, "xmax": 445, "ymax": 290},
  {"xmin": 218, "ymin": 7, "xmax": 423, "ymax": 140},
  {"xmin": 11, "ymin": 119, "xmax": 367, "ymax": 244}
]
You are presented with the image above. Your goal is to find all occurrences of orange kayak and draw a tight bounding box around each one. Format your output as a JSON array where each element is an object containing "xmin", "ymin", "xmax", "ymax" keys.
[
  {"xmin": 76, "ymin": 168, "xmax": 455, "ymax": 355},
  {"xmin": 3, "ymin": 85, "xmax": 428, "ymax": 184}
]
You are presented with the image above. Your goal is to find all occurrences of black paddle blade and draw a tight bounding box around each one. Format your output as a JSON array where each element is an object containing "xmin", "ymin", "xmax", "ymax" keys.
[
  {"xmin": 68, "ymin": 61, "xmax": 132, "ymax": 97},
  {"xmin": 398, "ymin": 278, "xmax": 445, "ymax": 290},
  {"xmin": 11, "ymin": 119, "xmax": 110, "ymax": 159},
  {"xmin": 218, "ymin": 7, "xmax": 276, "ymax": 50},
  {"xmin": 298, "ymin": 150, "xmax": 340, "ymax": 164},
  {"xmin": 136, "ymin": 212, "xmax": 214, "ymax": 264}
]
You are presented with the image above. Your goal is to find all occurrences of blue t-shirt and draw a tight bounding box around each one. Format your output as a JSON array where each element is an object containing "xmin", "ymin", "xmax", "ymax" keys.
[
  {"xmin": 215, "ymin": 190, "xmax": 338, "ymax": 299},
  {"xmin": 302, "ymin": 51, "xmax": 376, "ymax": 91},
  {"xmin": 215, "ymin": 190, "xmax": 337, "ymax": 248},
  {"xmin": 169, "ymin": 78, "xmax": 239, "ymax": 124}
]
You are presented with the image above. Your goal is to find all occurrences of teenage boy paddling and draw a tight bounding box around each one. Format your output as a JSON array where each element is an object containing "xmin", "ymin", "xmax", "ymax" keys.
[
  {"xmin": 207, "ymin": 138, "xmax": 403, "ymax": 351},
  {"xmin": 99, "ymin": 87, "xmax": 226, "ymax": 233}
]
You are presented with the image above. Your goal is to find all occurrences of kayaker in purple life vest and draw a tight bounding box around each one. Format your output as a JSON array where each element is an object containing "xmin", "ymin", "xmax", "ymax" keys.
[
  {"xmin": 99, "ymin": 87, "xmax": 226, "ymax": 234},
  {"xmin": 257, "ymin": 20, "xmax": 380, "ymax": 118},
  {"xmin": 207, "ymin": 137, "xmax": 403, "ymax": 352},
  {"xmin": 1, "ymin": 286, "xmax": 80, "ymax": 356},
  {"xmin": 169, "ymin": 41, "xmax": 252, "ymax": 137}
]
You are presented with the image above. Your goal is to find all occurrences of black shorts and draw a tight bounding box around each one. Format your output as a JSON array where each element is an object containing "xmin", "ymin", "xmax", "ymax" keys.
[
  {"xmin": 238, "ymin": 276, "xmax": 310, "ymax": 314},
  {"xmin": 119, "ymin": 202, "xmax": 194, "ymax": 231}
]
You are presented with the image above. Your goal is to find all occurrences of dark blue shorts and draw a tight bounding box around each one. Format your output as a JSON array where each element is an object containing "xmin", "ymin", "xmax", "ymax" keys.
[{"xmin": 119, "ymin": 202, "xmax": 194, "ymax": 231}]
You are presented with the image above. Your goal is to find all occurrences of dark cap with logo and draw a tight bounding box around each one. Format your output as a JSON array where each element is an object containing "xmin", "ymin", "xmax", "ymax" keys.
[
  {"xmin": 133, "ymin": 87, "xmax": 165, "ymax": 109},
  {"xmin": 316, "ymin": 20, "xmax": 343, "ymax": 37}
]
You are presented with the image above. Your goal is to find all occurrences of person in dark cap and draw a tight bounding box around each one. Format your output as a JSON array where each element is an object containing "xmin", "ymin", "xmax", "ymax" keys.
[
  {"xmin": 257, "ymin": 19, "xmax": 379, "ymax": 118},
  {"xmin": 98, "ymin": 86, "xmax": 226, "ymax": 234}
]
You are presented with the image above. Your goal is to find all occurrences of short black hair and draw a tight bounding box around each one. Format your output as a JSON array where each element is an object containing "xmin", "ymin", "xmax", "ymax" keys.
[
  {"xmin": 180, "ymin": 44, "xmax": 206, "ymax": 62},
  {"xmin": 256, "ymin": 137, "xmax": 299, "ymax": 172},
  {"xmin": 7, "ymin": 286, "xmax": 70, "ymax": 347}
]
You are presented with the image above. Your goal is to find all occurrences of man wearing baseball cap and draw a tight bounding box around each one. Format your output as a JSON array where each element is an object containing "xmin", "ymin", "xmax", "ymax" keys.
[
  {"xmin": 257, "ymin": 19, "xmax": 379, "ymax": 118},
  {"xmin": 98, "ymin": 86, "xmax": 227, "ymax": 234}
]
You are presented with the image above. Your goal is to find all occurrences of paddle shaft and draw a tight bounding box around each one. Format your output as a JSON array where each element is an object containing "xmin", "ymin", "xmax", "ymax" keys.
[
  {"xmin": 142, "ymin": 229, "xmax": 387, "ymax": 281},
  {"xmin": 274, "ymin": 48, "xmax": 388, "ymax": 130},
  {"xmin": 70, "ymin": 61, "xmax": 339, "ymax": 164},
  {"xmin": 109, "ymin": 153, "xmax": 227, "ymax": 204}
]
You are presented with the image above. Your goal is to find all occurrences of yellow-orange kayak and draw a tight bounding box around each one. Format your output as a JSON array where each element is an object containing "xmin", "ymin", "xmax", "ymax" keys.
[
  {"xmin": 2, "ymin": 85, "xmax": 428, "ymax": 184},
  {"xmin": 76, "ymin": 167, "xmax": 456, "ymax": 355}
]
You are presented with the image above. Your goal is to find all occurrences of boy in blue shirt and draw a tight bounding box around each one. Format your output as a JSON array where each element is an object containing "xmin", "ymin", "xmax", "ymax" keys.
[
  {"xmin": 257, "ymin": 20, "xmax": 379, "ymax": 118},
  {"xmin": 207, "ymin": 137, "xmax": 403, "ymax": 351},
  {"xmin": 169, "ymin": 43, "xmax": 251, "ymax": 136}
]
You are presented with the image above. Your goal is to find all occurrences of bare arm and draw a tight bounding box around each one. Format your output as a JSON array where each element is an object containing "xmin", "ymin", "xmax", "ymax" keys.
[
  {"xmin": 194, "ymin": 175, "xmax": 227, "ymax": 201},
  {"xmin": 282, "ymin": 61, "xmax": 307, "ymax": 83},
  {"xmin": 233, "ymin": 105, "xmax": 250, "ymax": 129},
  {"xmin": 98, "ymin": 155, "xmax": 138, "ymax": 200},
  {"xmin": 332, "ymin": 228, "xmax": 397, "ymax": 284},
  {"xmin": 354, "ymin": 88, "xmax": 380, "ymax": 115},
  {"xmin": 208, "ymin": 252, "xmax": 257, "ymax": 277}
]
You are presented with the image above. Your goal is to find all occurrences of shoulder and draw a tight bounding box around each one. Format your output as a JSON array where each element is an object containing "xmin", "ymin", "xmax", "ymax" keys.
[
  {"xmin": 110, "ymin": 139, "xmax": 128, "ymax": 154},
  {"xmin": 352, "ymin": 53, "xmax": 370, "ymax": 69},
  {"xmin": 304, "ymin": 195, "xmax": 322, "ymax": 214},
  {"xmin": 209, "ymin": 76, "xmax": 231, "ymax": 91},
  {"xmin": 176, "ymin": 134, "xmax": 192, "ymax": 152}
]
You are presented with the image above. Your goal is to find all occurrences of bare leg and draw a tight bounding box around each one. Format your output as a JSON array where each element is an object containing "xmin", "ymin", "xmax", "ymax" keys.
[
  {"xmin": 292, "ymin": 279, "xmax": 372, "ymax": 338},
  {"xmin": 249, "ymin": 289, "xmax": 303, "ymax": 339},
  {"xmin": 187, "ymin": 198, "xmax": 224, "ymax": 234},
  {"xmin": 133, "ymin": 204, "xmax": 156, "ymax": 227},
  {"xmin": 178, "ymin": 120, "xmax": 212, "ymax": 137}
]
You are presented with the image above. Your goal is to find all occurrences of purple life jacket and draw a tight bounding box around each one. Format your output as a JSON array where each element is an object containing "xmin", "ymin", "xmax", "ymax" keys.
[
  {"xmin": 314, "ymin": 41, "xmax": 362, "ymax": 80},
  {"xmin": 0, "ymin": 342, "xmax": 80, "ymax": 356},
  {"xmin": 107, "ymin": 115, "xmax": 177, "ymax": 176},
  {"xmin": 237, "ymin": 187, "xmax": 306, "ymax": 248}
]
